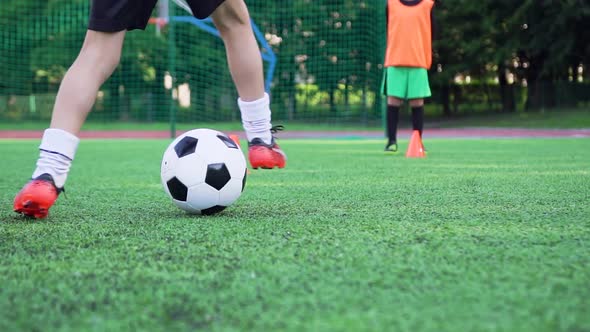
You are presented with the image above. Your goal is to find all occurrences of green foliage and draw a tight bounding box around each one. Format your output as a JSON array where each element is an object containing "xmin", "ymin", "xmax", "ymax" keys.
[
  {"xmin": 433, "ymin": 0, "xmax": 589, "ymax": 78},
  {"xmin": 428, "ymin": 0, "xmax": 590, "ymax": 112}
]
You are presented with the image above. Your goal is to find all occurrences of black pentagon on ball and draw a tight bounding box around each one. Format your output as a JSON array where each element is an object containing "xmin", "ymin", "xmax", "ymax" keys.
[
  {"xmin": 167, "ymin": 177, "xmax": 188, "ymax": 201},
  {"xmin": 242, "ymin": 168, "xmax": 247, "ymax": 192},
  {"xmin": 174, "ymin": 136, "xmax": 198, "ymax": 158},
  {"xmin": 217, "ymin": 134, "xmax": 238, "ymax": 149},
  {"xmin": 205, "ymin": 163, "xmax": 231, "ymax": 190},
  {"xmin": 201, "ymin": 205, "xmax": 227, "ymax": 215}
]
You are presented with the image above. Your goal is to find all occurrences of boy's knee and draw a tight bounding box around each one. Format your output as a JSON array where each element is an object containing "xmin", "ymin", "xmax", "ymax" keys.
[
  {"xmin": 409, "ymin": 99, "xmax": 424, "ymax": 107},
  {"xmin": 212, "ymin": 0, "xmax": 250, "ymax": 35},
  {"xmin": 388, "ymin": 97, "xmax": 403, "ymax": 106},
  {"xmin": 80, "ymin": 47, "xmax": 120, "ymax": 76},
  {"xmin": 80, "ymin": 31, "xmax": 124, "ymax": 72}
]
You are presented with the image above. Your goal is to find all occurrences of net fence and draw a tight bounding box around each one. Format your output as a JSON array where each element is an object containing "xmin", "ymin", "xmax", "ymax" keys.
[{"xmin": 0, "ymin": 0, "xmax": 385, "ymax": 126}]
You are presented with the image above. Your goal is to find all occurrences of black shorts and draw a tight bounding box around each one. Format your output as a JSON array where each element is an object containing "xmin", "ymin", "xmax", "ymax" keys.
[{"xmin": 89, "ymin": 0, "xmax": 226, "ymax": 32}]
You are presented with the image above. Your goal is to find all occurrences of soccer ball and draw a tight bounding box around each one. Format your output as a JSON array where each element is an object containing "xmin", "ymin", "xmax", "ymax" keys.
[{"xmin": 160, "ymin": 129, "xmax": 247, "ymax": 215}]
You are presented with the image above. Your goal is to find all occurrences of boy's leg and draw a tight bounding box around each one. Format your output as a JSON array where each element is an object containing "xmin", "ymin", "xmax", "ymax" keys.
[
  {"xmin": 14, "ymin": 0, "xmax": 159, "ymax": 218},
  {"xmin": 14, "ymin": 30, "xmax": 126, "ymax": 219},
  {"xmin": 211, "ymin": 0, "xmax": 264, "ymax": 102},
  {"xmin": 210, "ymin": 0, "xmax": 286, "ymax": 169},
  {"xmin": 51, "ymin": 31, "xmax": 126, "ymax": 135}
]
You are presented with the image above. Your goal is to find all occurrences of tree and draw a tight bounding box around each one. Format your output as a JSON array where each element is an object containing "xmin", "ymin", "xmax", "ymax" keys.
[{"xmin": 507, "ymin": 0, "xmax": 590, "ymax": 110}]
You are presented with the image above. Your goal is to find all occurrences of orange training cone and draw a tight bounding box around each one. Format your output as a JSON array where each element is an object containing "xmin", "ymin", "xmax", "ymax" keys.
[
  {"xmin": 230, "ymin": 134, "xmax": 252, "ymax": 175},
  {"xmin": 229, "ymin": 134, "xmax": 241, "ymax": 148},
  {"xmin": 406, "ymin": 130, "xmax": 426, "ymax": 158}
]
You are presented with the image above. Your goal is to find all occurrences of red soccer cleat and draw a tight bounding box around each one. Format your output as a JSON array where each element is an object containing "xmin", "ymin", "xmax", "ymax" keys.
[
  {"xmin": 13, "ymin": 174, "xmax": 62, "ymax": 219},
  {"xmin": 248, "ymin": 126, "xmax": 287, "ymax": 169}
]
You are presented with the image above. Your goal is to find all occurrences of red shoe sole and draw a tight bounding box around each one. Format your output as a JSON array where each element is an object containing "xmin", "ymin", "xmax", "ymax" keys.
[
  {"xmin": 14, "ymin": 201, "xmax": 49, "ymax": 219},
  {"xmin": 251, "ymin": 162, "xmax": 286, "ymax": 169},
  {"xmin": 250, "ymin": 156, "xmax": 286, "ymax": 169}
]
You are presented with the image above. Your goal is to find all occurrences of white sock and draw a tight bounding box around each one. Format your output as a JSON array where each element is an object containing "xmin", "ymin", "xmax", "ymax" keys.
[
  {"xmin": 32, "ymin": 129, "xmax": 80, "ymax": 188},
  {"xmin": 238, "ymin": 93, "xmax": 272, "ymax": 145}
]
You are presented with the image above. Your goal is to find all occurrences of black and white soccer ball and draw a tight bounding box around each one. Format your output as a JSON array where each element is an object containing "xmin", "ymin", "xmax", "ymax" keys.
[{"xmin": 161, "ymin": 129, "xmax": 247, "ymax": 215}]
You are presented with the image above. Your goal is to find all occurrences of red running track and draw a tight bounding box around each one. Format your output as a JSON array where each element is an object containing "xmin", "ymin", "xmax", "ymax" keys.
[{"xmin": 1, "ymin": 128, "xmax": 589, "ymax": 139}]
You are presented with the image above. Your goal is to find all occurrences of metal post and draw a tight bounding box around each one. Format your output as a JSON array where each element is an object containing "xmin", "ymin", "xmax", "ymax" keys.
[
  {"xmin": 168, "ymin": 0, "xmax": 177, "ymax": 138},
  {"xmin": 156, "ymin": 0, "xmax": 169, "ymax": 36}
]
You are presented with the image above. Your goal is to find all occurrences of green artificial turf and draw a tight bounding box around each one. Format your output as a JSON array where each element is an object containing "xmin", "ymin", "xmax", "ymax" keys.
[{"xmin": 1, "ymin": 138, "xmax": 589, "ymax": 331}]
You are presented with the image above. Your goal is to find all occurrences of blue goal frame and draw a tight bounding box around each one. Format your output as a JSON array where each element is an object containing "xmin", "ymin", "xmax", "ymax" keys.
[{"xmin": 170, "ymin": 16, "xmax": 276, "ymax": 93}]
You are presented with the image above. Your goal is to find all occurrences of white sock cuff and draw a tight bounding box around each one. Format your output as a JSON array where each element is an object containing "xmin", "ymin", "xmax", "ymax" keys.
[
  {"xmin": 39, "ymin": 128, "xmax": 80, "ymax": 160},
  {"xmin": 238, "ymin": 93, "xmax": 270, "ymax": 122}
]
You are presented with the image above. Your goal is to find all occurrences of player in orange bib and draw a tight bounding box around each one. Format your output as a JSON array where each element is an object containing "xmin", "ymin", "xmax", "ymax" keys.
[{"xmin": 382, "ymin": 0, "xmax": 435, "ymax": 153}]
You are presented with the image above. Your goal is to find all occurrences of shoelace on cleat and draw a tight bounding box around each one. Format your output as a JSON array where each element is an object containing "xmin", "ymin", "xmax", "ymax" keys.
[
  {"xmin": 248, "ymin": 125, "xmax": 285, "ymax": 148},
  {"xmin": 271, "ymin": 125, "xmax": 285, "ymax": 145},
  {"xmin": 271, "ymin": 125, "xmax": 284, "ymax": 135}
]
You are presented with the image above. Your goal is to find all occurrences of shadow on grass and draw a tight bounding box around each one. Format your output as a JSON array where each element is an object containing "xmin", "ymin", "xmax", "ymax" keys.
[{"xmin": 1, "ymin": 213, "xmax": 47, "ymax": 224}]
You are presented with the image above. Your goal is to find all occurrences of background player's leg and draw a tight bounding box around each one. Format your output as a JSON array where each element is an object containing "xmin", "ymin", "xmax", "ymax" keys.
[
  {"xmin": 386, "ymin": 96, "xmax": 403, "ymax": 151},
  {"xmin": 384, "ymin": 67, "xmax": 409, "ymax": 152},
  {"xmin": 409, "ymin": 99, "xmax": 424, "ymax": 138},
  {"xmin": 407, "ymin": 68, "xmax": 429, "ymax": 140}
]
